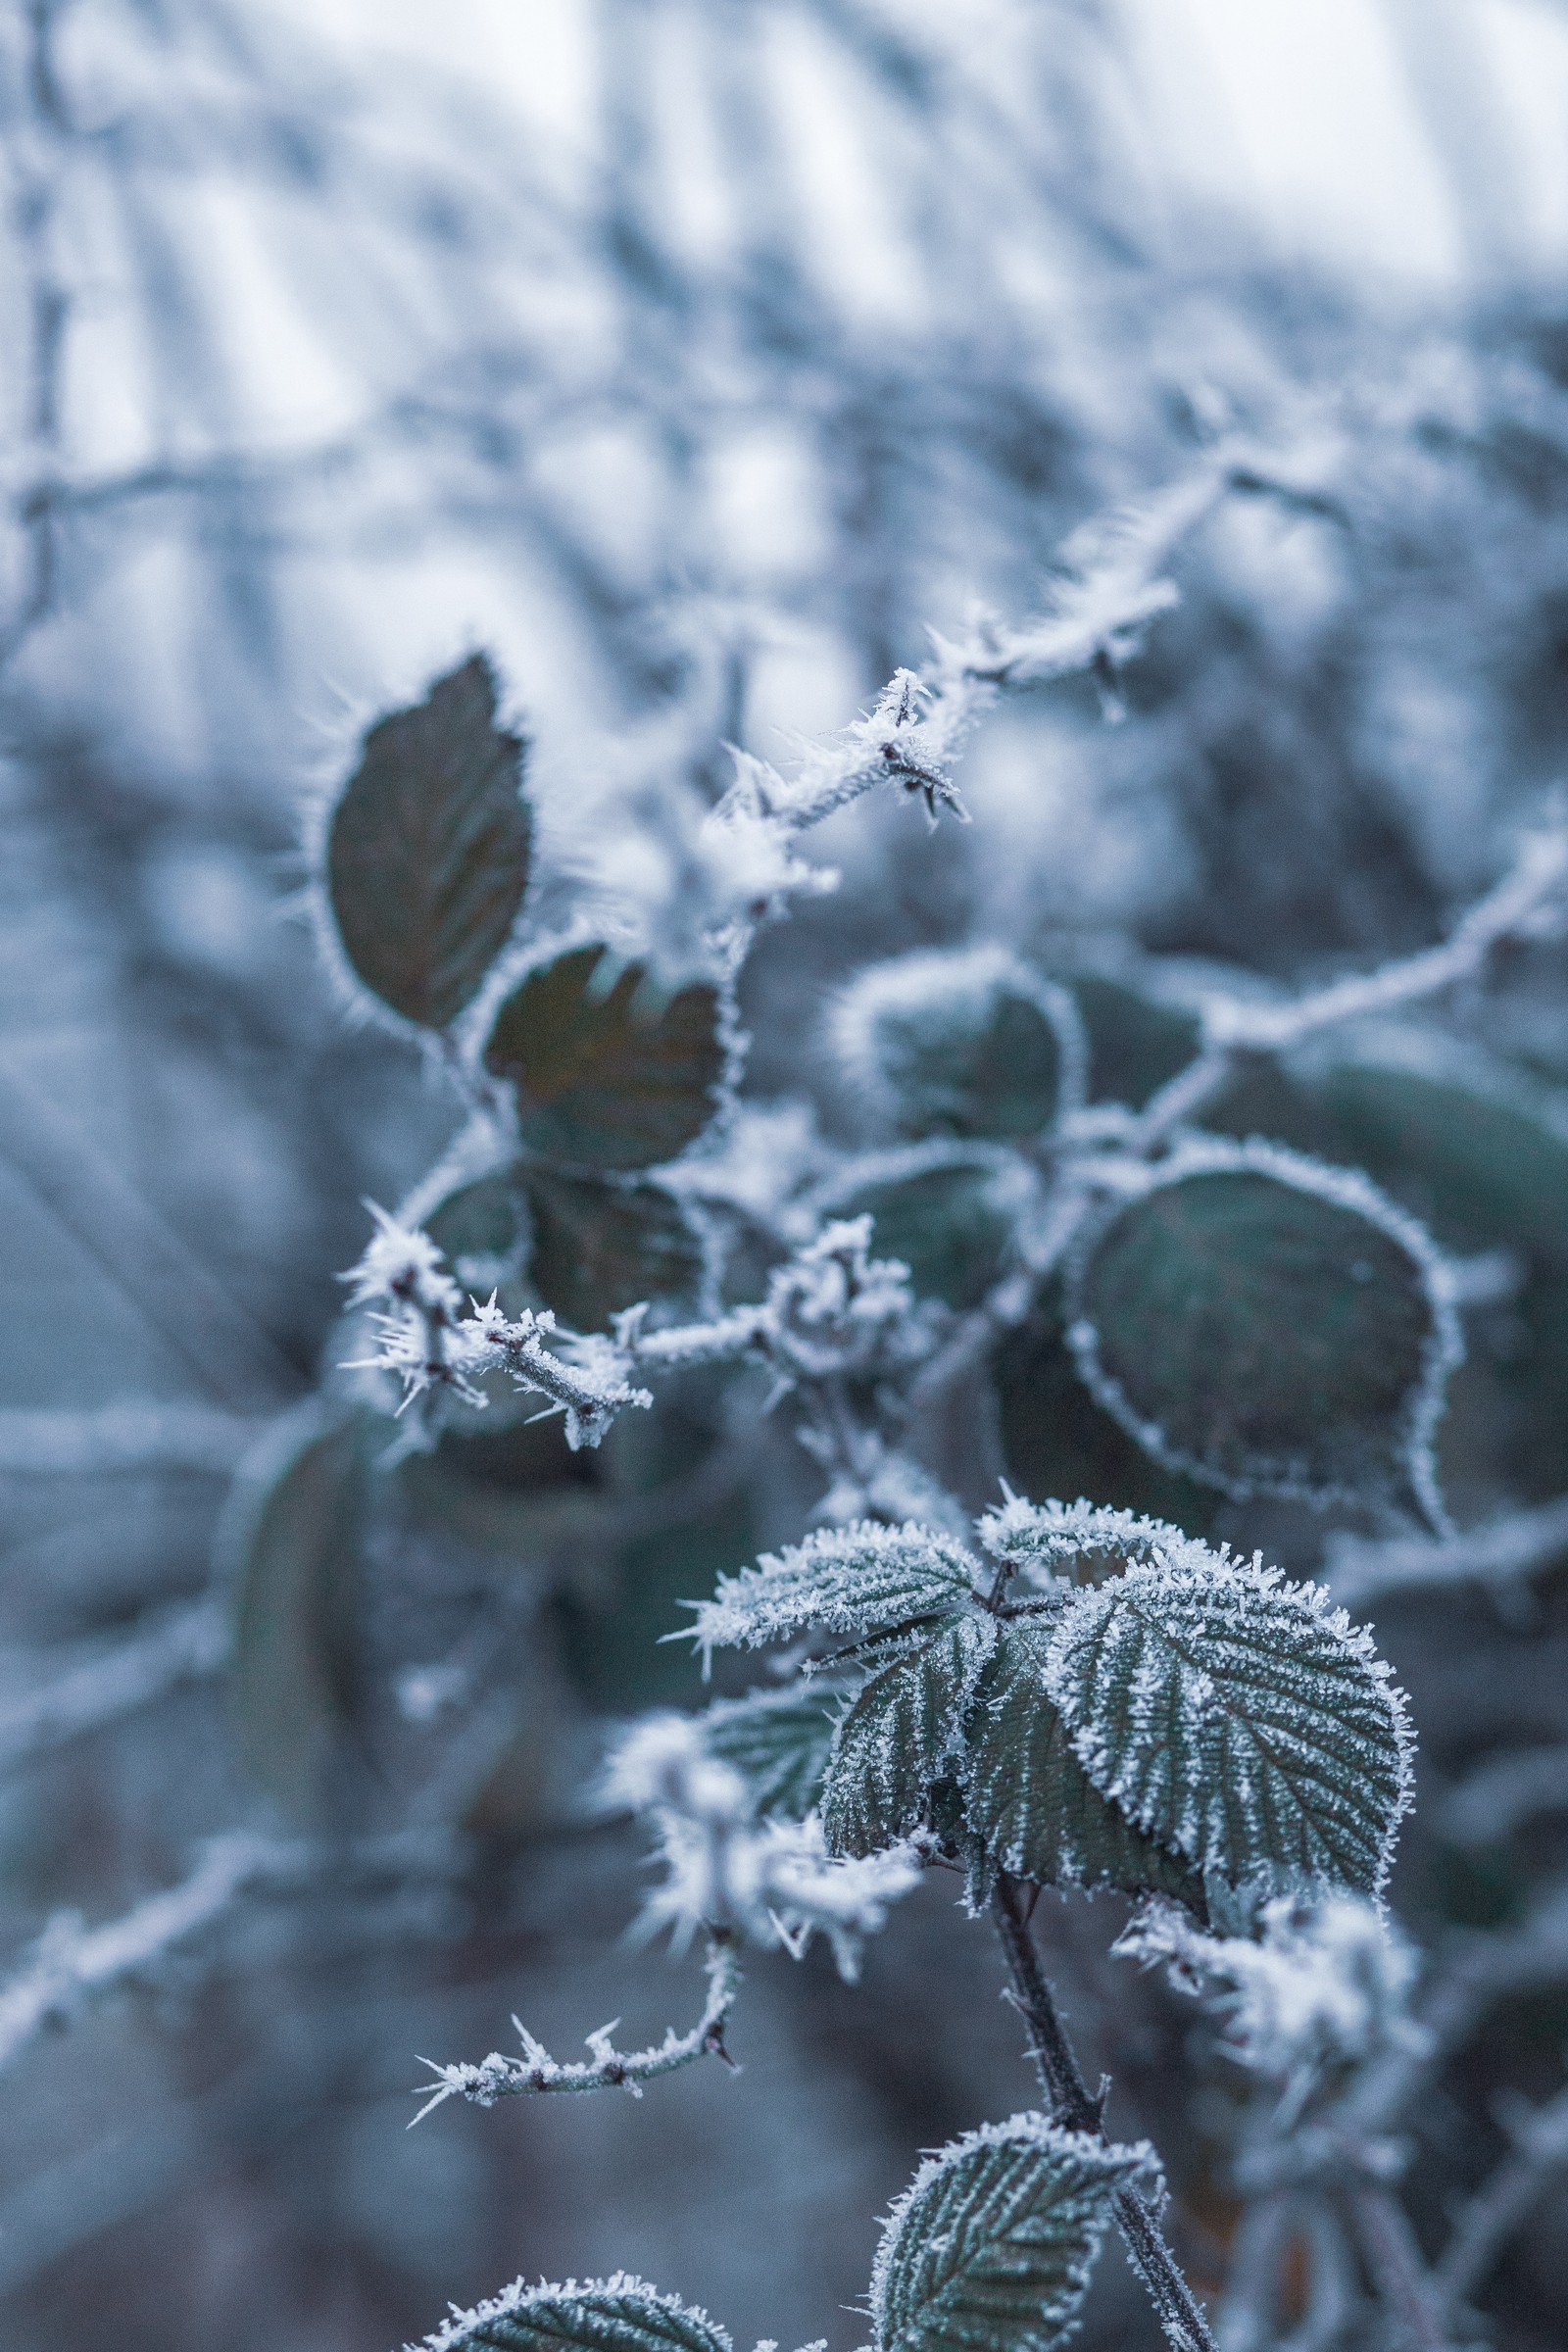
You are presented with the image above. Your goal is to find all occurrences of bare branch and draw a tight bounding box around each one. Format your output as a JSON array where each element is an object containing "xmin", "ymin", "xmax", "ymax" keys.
[
  {"xmin": 0, "ymin": 1598, "xmax": 228, "ymax": 1774},
  {"xmin": 1325, "ymin": 1493, "xmax": 1568, "ymax": 1610}
]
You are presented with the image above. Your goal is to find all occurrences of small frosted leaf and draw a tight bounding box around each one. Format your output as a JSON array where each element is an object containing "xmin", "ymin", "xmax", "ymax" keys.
[
  {"xmin": 524, "ymin": 1167, "xmax": 706, "ymax": 1330},
  {"xmin": 326, "ymin": 655, "xmax": 530, "ymax": 1030},
  {"xmin": 407, "ymin": 2272, "xmax": 731, "ymax": 2352},
  {"xmin": 1068, "ymin": 1142, "xmax": 1459, "ymax": 1509},
  {"xmin": 703, "ymin": 1686, "xmax": 841, "ymax": 1819},
  {"xmin": 822, "ymin": 1614, "xmax": 996, "ymax": 1856},
  {"xmin": 485, "ymin": 945, "xmax": 727, "ymax": 1172},
  {"xmin": 689, "ymin": 1522, "xmax": 981, "ymax": 1665},
  {"xmin": 1042, "ymin": 1552, "xmax": 1413, "ymax": 1895},
  {"xmin": 871, "ymin": 2115, "xmax": 1148, "ymax": 2352},
  {"xmin": 831, "ymin": 947, "xmax": 1085, "ymax": 1141},
  {"xmin": 815, "ymin": 1154, "xmax": 1028, "ymax": 1309},
  {"xmin": 976, "ymin": 1494, "xmax": 1184, "ymax": 1591},
  {"xmin": 229, "ymin": 1411, "xmax": 366, "ymax": 1822},
  {"xmin": 961, "ymin": 1623, "xmax": 1206, "ymax": 1909}
]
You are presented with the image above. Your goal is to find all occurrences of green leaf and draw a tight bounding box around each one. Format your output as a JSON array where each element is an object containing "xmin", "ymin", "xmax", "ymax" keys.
[
  {"xmin": 689, "ymin": 1522, "xmax": 981, "ymax": 1665},
  {"xmin": 871, "ymin": 2115, "xmax": 1147, "ymax": 2352},
  {"xmin": 227, "ymin": 1408, "xmax": 367, "ymax": 1820},
  {"xmin": 832, "ymin": 948, "xmax": 1084, "ymax": 1141},
  {"xmin": 703, "ymin": 1685, "xmax": 840, "ymax": 1818},
  {"xmin": 822, "ymin": 1614, "xmax": 995, "ymax": 1856},
  {"xmin": 485, "ymin": 945, "xmax": 728, "ymax": 1171},
  {"xmin": 523, "ymin": 1166, "xmax": 706, "ymax": 1330},
  {"xmin": 960, "ymin": 1622, "xmax": 1206, "ymax": 1908},
  {"xmin": 817, "ymin": 1152, "xmax": 1031, "ymax": 1309},
  {"xmin": 1042, "ymin": 1553, "xmax": 1413, "ymax": 1894},
  {"xmin": 993, "ymin": 1288, "xmax": 1219, "ymax": 1538},
  {"xmin": 326, "ymin": 654, "xmax": 530, "ymax": 1030},
  {"xmin": 1067, "ymin": 1144, "xmax": 1459, "ymax": 1508},
  {"xmin": 408, "ymin": 2274, "xmax": 731, "ymax": 2352},
  {"xmin": 1065, "ymin": 974, "xmax": 1202, "ymax": 1111}
]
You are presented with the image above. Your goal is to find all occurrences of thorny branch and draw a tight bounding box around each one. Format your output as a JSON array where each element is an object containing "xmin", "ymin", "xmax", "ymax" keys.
[{"xmin": 409, "ymin": 1932, "xmax": 741, "ymax": 2124}]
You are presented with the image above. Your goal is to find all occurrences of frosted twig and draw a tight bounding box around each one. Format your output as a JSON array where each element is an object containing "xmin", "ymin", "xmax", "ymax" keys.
[
  {"xmin": 0, "ymin": 1597, "xmax": 229, "ymax": 1773},
  {"xmin": 1348, "ymin": 2182, "xmax": 1459, "ymax": 2352},
  {"xmin": 1200, "ymin": 826, "xmax": 1568, "ymax": 1056},
  {"xmin": 1436, "ymin": 2081, "xmax": 1568, "ymax": 2312},
  {"xmin": 1444, "ymin": 1741, "xmax": 1568, "ymax": 1845},
  {"xmin": 1324, "ymin": 1493, "xmax": 1568, "ymax": 1608},
  {"xmin": 0, "ymin": 1835, "xmax": 287, "ymax": 2077},
  {"xmin": 409, "ymin": 1933, "xmax": 742, "ymax": 2123},
  {"xmin": 0, "ymin": 1402, "xmax": 264, "ymax": 1476}
]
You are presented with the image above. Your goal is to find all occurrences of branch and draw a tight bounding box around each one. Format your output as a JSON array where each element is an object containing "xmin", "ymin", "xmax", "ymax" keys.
[
  {"xmin": 0, "ymin": 1835, "xmax": 284, "ymax": 2077},
  {"xmin": 1444, "ymin": 1740, "xmax": 1568, "ymax": 1846},
  {"xmin": 0, "ymin": 1401, "xmax": 264, "ymax": 1475},
  {"xmin": 1347, "ymin": 2182, "xmax": 1459, "ymax": 2352},
  {"xmin": 0, "ymin": 1596, "xmax": 228, "ymax": 1773},
  {"xmin": 1324, "ymin": 1493, "xmax": 1568, "ymax": 1610},
  {"xmin": 992, "ymin": 1878, "xmax": 1219, "ymax": 2352},
  {"xmin": 410, "ymin": 1932, "xmax": 741, "ymax": 2124},
  {"xmin": 1436, "ymin": 2081, "xmax": 1568, "ymax": 2313}
]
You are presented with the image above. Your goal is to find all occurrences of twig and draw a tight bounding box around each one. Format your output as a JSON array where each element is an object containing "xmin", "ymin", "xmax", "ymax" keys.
[
  {"xmin": 1436, "ymin": 2081, "xmax": 1568, "ymax": 2314},
  {"xmin": 1325, "ymin": 1493, "xmax": 1568, "ymax": 1609},
  {"xmin": 992, "ymin": 1877, "xmax": 1219, "ymax": 2352},
  {"xmin": 1348, "ymin": 2182, "xmax": 1460, "ymax": 2352},
  {"xmin": 0, "ymin": 1402, "xmax": 264, "ymax": 1476},
  {"xmin": 0, "ymin": 1596, "xmax": 228, "ymax": 1773},
  {"xmin": 409, "ymin": 1932, "xmax": 741, "ymax": 2123}
]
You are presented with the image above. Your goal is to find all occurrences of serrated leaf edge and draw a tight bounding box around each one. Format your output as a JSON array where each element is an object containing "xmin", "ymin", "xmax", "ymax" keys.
[
  {"xmin": 1040, "ymin": 1546, "xmax": 1417, "ymax": 1901},
  {"xmin": 405, "ymin": 2271, "xmax": 731, "ymax": 2352},
  {"xmin": 869, "ymin": 2114, "xmax": 1155, "ymax": 2352}
]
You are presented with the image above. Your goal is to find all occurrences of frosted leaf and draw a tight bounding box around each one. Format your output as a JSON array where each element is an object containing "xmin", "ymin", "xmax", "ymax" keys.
[
  {"xmin": 960, "ymin": 1623, "xmax": 1206, "ymax": 1910},
  {"xmin": 522, "ymin": 1167, "xmax": 706, "ymax": 1330},
  {"xmin": 404, "ymin": 2272, "xmax": 731, "ymax": 2352},
  {"xmin": 1066, "ymin": 1137, "xmax": 1460, "ymax": 1514},
  {"xmin": 1042, "ymin": 1551, "xmax": 1413, "ymax": 1895},
  {"xmin": 829, "ymin": 947, "xmax": 1086, "ymax": 1142},
  {"xmin": 976, "ymin": 1494, "xmax": 1184, "ymax": 1592},
  {"xmin": 821, "ymin": 1613, "xmax": 995, "ymax": 1857},
  {"xmin": 484, "ymin": 944, "xmax": 731, "ymax": 1172},
  {"xmin": 326, "ymin": 655, "xmax": 531, "ymax": 1033},
  {"xmin": 685, "ymin": 1522, "xmax": 981, "ymax": 1671},
  {"xmin": 812, "ymin": 1150, "xmax": 1034, "ymax": 1311},
  {"xmin": 870, "ymin": 2115, "xmax": 1151, "ymax": 2352},
  {"xmin": 702, "ymin": 1686, "xmax": 841, "ymax": 1820}
]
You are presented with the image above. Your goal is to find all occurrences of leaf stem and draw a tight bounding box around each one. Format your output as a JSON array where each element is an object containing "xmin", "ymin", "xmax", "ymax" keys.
[{"xmin": 992, "ymin": 1876, "xmax": 1218, "ymax": 2352}]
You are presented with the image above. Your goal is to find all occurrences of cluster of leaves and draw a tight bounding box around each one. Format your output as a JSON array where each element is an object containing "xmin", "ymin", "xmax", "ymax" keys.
[{"xmin": 683, "ymin": 1498, "xmax": 1411, "ymax": 1922}]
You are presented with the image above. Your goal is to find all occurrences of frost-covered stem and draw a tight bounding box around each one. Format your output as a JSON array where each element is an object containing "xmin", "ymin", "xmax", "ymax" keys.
[
  {"xmin": 1132, "ymin": 1048, "xmax": 1247, "ymax": 1151},
  {"xmin": 0, "ymin": 1402, "xmax": 265, "ymax": 1475},
  {"xmin": 0, "ymin": 1596, "xmax": 228, "ymax": 1772},
  {"xmin": 1325, "ymin": 1492, "xmax": 1568, "ymax": 1608},
  {"xmin": 409, "ymin": 1932, "xmax": 742, "ymax": 2124},
  {"xmin": 1214, "ymin": 2193, "xmax": 1293, "ymax": 2352},
  {"xmin": 1348, "ymin": 2182, "xmax": 1456, "ymax": 2352},
  {"xmin": 1200, "ymin": 827, "xmax": 1568, "ymax": 1058},
  {"xmin": 1434, "ymin": 2081, "xmax": 1568, "ymax": 2313},
  {"xmin": 0, "ymin": 1835, "xmax": 282, "ymax": 2076},
  {"xmin": 992, "ymin": 1878, "xmax": 1218, "ymax": 2352}
]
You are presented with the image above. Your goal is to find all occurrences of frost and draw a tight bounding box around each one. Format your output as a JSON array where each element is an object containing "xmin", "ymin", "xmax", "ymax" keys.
[
  {"xmin": 976, "ymin": 1491, "xmax": 1186, "ymax": 1591},
  {"xmin": 685, "ymin": 1521, "xmax": 981, "ymax": 1672},
  {"xmin": 403, "ymin": 2272, "xmax": 731, "ymax": 2352},
  {"xmin": 1117, "ymin": 1890, "xmax": 1428, "ymax": 2097}
]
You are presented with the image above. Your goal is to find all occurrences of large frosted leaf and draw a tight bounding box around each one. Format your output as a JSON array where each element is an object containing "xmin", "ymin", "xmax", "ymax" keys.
[
  {"xmin": 409, "ymin": 2273, "xmax": 731, "ymax": 2352},
  {"xmin": 831, "ymin": 947, "xmax": 1085, "ymax": 1141},
  {"xmin": 524, "ymin": 1167, "xmax": 706, "ymax": 1330},
  {"xmin": 1067, "ymin": 1142, "xmax": 1459, "ymax": 1508},
  {"xmin": 961, "ymin": 1623, "xmax": 1205, "ymax": 1909},
  {"xmin": 688, "ymin": 1522, "xmax": 981, "ymax": 1667},
  {"xmin": 226, "ymin": 1409, "xmax": 366, "ymax": 1820},
  {"xmin": 822, "ymin": 1614, "xmax": 995, "ymax": 1856},
  {"xmin": 326, "ymin": 655, "xmax": 530, "ymax": 1030},
  {"xmin": 485, "ymin": 945, "xmax": 727, "ymax": 1171},
  {"xmin": 703, "ymin": 1686, "xmax": 840, "ymax": 1819},
  {"xmin": 815, "ymin": 1152, "xmax": 1030, "ymax": 1309},
  {"xmin": 1042, "ymin": 1554, "xmax": 1413, "ymax": 1894},
  {"xmin": 871, "ymin": 2115, "xmax": 1147, "ymax": 2352}
]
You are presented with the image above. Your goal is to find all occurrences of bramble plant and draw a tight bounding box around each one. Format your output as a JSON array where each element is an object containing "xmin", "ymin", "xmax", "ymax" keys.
[{"xmin": 202, "ymin": 454, "xmax": 1568, "ymax": 2352}]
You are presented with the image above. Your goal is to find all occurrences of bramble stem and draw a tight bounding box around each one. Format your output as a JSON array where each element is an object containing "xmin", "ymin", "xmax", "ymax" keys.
[{"xmin": 992, "ymin": 1876, "xmax": 1218, "ymax": 2352}]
